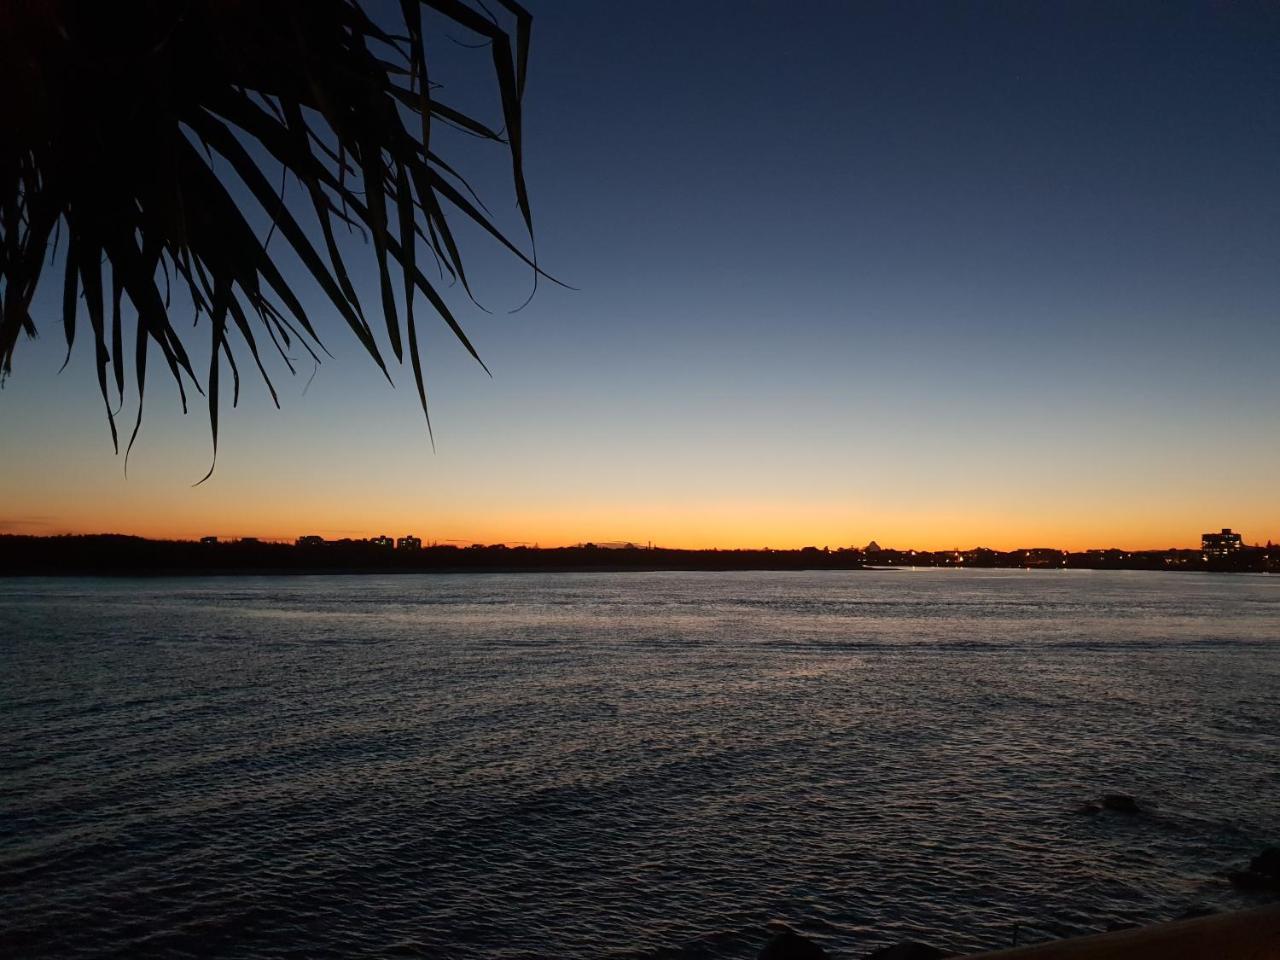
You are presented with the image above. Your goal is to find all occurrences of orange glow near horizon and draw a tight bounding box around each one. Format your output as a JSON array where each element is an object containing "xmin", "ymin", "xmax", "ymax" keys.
[
  {"xmin": 3, "ymin": 309, "xmax": 1276, "ymax": 557},
  {"xmin": 3, "ymin": 394, "xmax": 1276, "ymax": 553},
  {"xmin": 7, "ymin": 491, "xmax": 1275, "ymax": 553}
]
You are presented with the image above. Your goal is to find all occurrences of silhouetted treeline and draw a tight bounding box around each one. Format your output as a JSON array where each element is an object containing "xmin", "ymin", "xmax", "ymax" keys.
[
  {"xmin": 1, "ymin": 535, "xmax": 1277, "ymax": 576},
  {"xmin": 0, "ymin": 536, "xmax": 870, "ymax": 576}
]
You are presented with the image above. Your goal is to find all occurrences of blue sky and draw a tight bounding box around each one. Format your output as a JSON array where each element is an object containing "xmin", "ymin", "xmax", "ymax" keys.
[{"xmin": 2, "ymin": 0, "xmax": 1278, "ymax": 548}]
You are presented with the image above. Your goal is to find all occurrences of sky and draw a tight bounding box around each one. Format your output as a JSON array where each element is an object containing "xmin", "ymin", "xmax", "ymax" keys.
[{"xmin": 2, "ymin": 0, "xmax": 1279, "ymax": 550}]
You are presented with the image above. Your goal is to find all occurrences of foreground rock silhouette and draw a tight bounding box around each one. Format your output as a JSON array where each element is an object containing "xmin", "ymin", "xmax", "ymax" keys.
[
  {"xmin": 1227, "ymin": 845, "xmax": 1280, "ymax": 892},
  {"xmin": 954, "ymin": 902, "xmax": 1280, "ymax": 958},
  {"xmin": 754, "ymin": 904, "xmax": 1280, "ymax": 959},
  {"xmin": 1100, "ymin": 794, "xmax": 1140, "ymax": 814},
  {"xmin": 758, "ymin": 923, "xmax": 830, "ymax": 959},
  {"xmin": 756, "ymin": 924, "xmax": 951, "ymax": 959},
  {"xmin": 1251, "ymin": 847, "xmax": 1280, "ymax": 878},
  {"xmin": 1077, "ymin": 793, "xmax": 1142, "ymax": 816}
]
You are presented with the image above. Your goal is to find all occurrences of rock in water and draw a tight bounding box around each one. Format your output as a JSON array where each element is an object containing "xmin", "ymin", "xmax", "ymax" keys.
[
  {"xmin": 866, "ymin": 942, "xmax": 948, "ymax": 959},
  {"xmin": 1222, "ymin": 846, "xmax": 1280, "ymax": 892},
  {"xmin": 1250, "ymin": 847, "xmax": 1280, "ymax": 879},
  {"xmin": 759, "ymin": 924, "xmax": 830, "ymax": 960},
  {"xmin": 1227, "ymin": 868, "xmax": 1275, "ymax": 891},
  {"xmin": 1101, "ymin": 794, "xmax": 1140, "ymax": 814}
]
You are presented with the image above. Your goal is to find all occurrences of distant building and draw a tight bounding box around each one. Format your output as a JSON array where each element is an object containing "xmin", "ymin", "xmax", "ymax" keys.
[
  {"xmin": 397, "ymin": 535, "xmax": 422, "ymax": 551},
  {"xmin": 297, "ymin": 535, "xmax": 325, "ymax": 547},
  {"xmin": 370, "ymin": 534, "xmax": 394, "ymax": 548},
  {"xmin": 865, "ymin": 541, "xmax": 882, "ymax": 553},
  {"xmin": 1202, "ymin": 528, "xmax": 1242, "ymax": 558},
  {"xmin": 199, "ymin": 536, "xmax": 219, "ymax": 544}
]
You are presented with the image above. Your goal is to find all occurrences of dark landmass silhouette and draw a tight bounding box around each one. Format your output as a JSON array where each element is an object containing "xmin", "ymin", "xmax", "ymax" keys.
[{"xmin": 2, "ymin": 535, "xmax": 1276, "ymax": 577}]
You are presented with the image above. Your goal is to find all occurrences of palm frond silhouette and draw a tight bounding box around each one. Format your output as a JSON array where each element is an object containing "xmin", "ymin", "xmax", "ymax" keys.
[{"xmin": 0, "ymin": 0, "xmax": 542, "ymax": 476}]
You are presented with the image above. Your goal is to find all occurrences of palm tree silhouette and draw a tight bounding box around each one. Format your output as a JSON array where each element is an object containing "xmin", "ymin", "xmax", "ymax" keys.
[{"xmin": 0, "ymin": 0, "xmax": 544, "ymax": 476}]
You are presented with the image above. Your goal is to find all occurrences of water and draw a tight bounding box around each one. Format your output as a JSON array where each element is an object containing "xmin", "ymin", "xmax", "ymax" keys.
[{"xmin": 2, "ymin": 569, "xmax": 1277, "ymax": 958}]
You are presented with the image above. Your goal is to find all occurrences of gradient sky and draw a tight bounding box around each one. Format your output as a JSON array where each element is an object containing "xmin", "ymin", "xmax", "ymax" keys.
[{"xmin": 3, "ymin": 0, "xmax": 1279, "ymax": 549}]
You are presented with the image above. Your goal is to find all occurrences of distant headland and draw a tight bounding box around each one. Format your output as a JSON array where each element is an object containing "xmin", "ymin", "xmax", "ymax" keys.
[{"xmin": 1, "ymin": 529, "xmax": 1276, "ymax": 576}]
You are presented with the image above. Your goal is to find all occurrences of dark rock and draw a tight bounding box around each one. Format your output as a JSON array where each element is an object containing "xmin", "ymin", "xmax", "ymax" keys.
[
  {"xmin": 759, "ymin": 924, "xmax": 830, "ymax": 960},
  {"xmin": 866, "ymin": 942, "xmax": 948, "ymax": 959},
  {"xmin": 1101, "ymin": 794, "xmax": 1140, "ymax": 814},
  {"xmin": 1227, "ymin": 869, "xmax": 1279, "ymax": 892},
  {"xmin": 1250, "ymin": 847, "xmax": 1280, "ymax": 879}
]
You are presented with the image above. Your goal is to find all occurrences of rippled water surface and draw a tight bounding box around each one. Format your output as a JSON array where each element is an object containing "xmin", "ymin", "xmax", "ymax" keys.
[{"xmin": 2, "ymin": 570, "xmax": 1278, "ymax": 958}]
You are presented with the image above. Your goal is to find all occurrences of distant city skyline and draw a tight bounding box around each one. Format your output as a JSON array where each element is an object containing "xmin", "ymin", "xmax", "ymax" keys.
[
  {"xmin": 8, "ymin": 524, "xmax": 1273, "ymax": 555},
  {"xmin": 7, "ymin": 527, "xmax": 1277, "ymax": 577}
]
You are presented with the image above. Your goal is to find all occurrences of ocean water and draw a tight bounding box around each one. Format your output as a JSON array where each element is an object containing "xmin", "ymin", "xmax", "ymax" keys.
[{"xmin": 1, "ymin": 569, "xmax": 1277, "ymax": 959}]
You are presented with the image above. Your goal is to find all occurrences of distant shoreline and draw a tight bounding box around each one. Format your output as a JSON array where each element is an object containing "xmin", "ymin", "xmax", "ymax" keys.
[
  {"xmin": 4, "ymin": 568, "xmax": 1275, "ymax": 580},
  {"xmin": 3, "ymin": 564, "xmax": 874, "ymax": 578},
  {"xmin": 2, "ymin": 539, "xmax": 1277, "ymax": 578},
  {"xmin": 2, "ymin": 534, "xmax": 1276, "ymax": 577}
]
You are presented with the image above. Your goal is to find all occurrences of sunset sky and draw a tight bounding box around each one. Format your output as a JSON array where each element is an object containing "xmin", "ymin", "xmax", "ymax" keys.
[{"xmin": 2, "ymin": 0, "xmax": 1278, "ymax": 550}]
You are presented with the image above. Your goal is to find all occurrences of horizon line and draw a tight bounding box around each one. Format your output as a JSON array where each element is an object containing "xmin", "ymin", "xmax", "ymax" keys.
[{"xmin": 6, "ymin": 530, "xmax": 1277, "ymax": 555}]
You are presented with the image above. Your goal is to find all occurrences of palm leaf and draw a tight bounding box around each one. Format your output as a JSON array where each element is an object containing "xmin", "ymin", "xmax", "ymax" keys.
[{"xmin": 0, "ymin": 0, "xmax": 545, "ymax": 469}]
